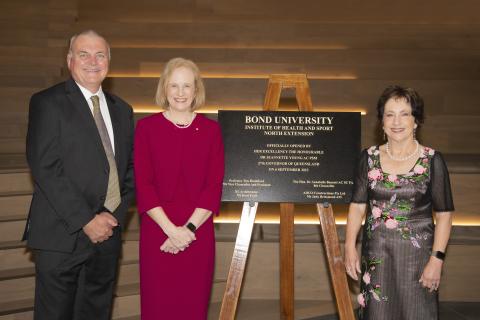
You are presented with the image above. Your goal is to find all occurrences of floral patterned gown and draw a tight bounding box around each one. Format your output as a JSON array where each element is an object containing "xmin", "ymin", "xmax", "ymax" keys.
[{"xmin": 352, "ymin": 146, "xmax": 454, "ymax": 320}]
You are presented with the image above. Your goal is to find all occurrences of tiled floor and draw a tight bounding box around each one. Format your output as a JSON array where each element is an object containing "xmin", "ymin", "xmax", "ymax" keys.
[{"xmin": 209, "ymin": 300, "xmax": 480, "ymax": 320}]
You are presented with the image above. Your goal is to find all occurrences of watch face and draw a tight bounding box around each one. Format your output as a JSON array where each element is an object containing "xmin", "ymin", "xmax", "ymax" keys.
[{"xmin": 186, "ymin": 222, "xmax": 196, "ymax": 233}]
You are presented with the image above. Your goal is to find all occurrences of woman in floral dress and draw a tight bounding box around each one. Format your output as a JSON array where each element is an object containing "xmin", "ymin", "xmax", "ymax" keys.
[{"xmin": 344, "ymin": 85, "xmax": 454, "ymax": 319}]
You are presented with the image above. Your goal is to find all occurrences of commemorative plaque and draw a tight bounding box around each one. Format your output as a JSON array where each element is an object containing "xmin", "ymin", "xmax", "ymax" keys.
[{"xmin": 219, "ymin": 111, "xmax": 361, "ymax": 203}]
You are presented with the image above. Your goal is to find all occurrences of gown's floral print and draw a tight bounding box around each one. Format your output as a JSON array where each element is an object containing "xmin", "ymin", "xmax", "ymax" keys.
[
  {"xmin": 353, "ymin": 145, "xmax": 453, "ymax": 320},
  {"xmin": 365, "ymin": 146, "xmax": 433, "ymax": 248}
]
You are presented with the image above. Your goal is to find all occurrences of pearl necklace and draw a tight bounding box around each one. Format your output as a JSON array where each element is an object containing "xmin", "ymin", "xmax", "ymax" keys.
[
  {"xmin": 165, "ymin": 111, "xmax": 195, "ymax": 129},
  {"xmin": 386, "ymin": 140, "xmax": 419, "ymax": 161}
]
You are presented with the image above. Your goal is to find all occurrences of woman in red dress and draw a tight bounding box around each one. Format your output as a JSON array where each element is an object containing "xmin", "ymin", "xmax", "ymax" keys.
[{"xmin": 134, "ymin": 57, "xmax": 224, "ymax": 319}]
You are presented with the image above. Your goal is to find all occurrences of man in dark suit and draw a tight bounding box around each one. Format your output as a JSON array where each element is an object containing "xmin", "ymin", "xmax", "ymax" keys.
[{"xmin": 24, "ymin": 30, "xmax": 135, "ymax": 320}]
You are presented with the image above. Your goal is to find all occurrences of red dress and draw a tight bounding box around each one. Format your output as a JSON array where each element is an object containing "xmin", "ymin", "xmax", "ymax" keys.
[{"xmin": 134, "ymin": 113, "xmax": 224, "ymax": 320}]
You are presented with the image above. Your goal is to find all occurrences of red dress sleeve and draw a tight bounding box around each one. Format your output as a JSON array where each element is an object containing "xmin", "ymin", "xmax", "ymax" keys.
[
  {"xmin": 134, "ymin": 119, "xmax": 162, "ymax": 215},
  {"xmin": 195, "ymin": 122, "xmax": 225, "ymax": 215}
]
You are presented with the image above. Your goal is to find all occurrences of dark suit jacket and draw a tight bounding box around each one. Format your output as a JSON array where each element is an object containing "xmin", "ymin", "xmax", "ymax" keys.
[{"xmin": 24, "ymin": 78, "xmax": 135, "ymax": 253}]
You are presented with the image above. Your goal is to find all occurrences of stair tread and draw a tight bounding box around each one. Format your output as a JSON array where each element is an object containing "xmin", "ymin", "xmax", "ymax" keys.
[
  {"xmin": 0, "ymin": 191, "xmax": 32, "ymax": 197},
  {"xmin": 0, "ymin": 259, "xmax": 141, "ymax": 281},
  {"xmin": 115, "ymin": 283, "xmax": 139, "ymax": 297},
  {"xmin": 0, "ymin": 214, "xmax": 27, "ymax": 223},
  {"xmin": 0, "ymin": 276, "xmax": 141, "ymax": 315},
  {"xmin": 0, "ymin": 267, "xmax": 33, "ymax": 281},
  {"xmin": 0, "ymin": 241, "xmax": 25, "ymax": 250}
]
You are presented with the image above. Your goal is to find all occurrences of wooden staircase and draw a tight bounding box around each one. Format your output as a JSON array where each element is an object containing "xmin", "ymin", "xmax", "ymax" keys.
[
  {"xmin": 0, "ymin": 166, "xmax": 143, "ymax": 319},
  {"xmin": 0, "ymin": 164, "xmax": 479, "ymax": 319}
]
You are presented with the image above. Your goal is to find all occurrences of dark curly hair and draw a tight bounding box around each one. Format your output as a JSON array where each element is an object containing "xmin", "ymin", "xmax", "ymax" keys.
[{"xmin": 377, "ymin": 85, "xmax": 425, "ymax": 126}]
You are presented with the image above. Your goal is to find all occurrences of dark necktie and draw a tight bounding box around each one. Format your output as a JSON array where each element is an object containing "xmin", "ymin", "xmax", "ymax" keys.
[{"xmin": 91, "ymin": 95, "xmax": 121, "ymax": 212}]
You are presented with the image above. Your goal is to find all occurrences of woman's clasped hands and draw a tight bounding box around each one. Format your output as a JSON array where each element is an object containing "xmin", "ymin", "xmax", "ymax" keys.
[{"xmin": 160, "ymin": 225, "xmax": 196, "ymax": 254}]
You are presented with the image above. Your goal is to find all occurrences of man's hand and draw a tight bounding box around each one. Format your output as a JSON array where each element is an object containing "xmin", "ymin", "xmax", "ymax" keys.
[{"xmin": 83, "ymin": 211, "xmax": 118, "ymax": 243}]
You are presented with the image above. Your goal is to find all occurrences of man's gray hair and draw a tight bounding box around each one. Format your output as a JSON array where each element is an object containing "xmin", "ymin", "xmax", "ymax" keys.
[{"xmin": 68, "ymin": 30, "xmax": 111, "ymax": 59}]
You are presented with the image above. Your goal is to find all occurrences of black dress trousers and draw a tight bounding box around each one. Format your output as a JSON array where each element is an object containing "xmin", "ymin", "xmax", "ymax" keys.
[{"xmin": 33, "ymin": 228, "xmax": 121, "ymax": 320}]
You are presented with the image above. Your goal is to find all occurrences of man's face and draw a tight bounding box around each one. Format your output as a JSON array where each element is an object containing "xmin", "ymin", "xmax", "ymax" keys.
[{"xmin": 67, "ymin": 34, "xmax": 109, "ymax": 93}]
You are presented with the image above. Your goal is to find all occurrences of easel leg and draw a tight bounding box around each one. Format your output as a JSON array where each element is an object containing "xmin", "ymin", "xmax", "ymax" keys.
[
  {"xmin": 316, "ymin": 203, "xmax": 355, "ymax": 320},
  {"xmin": 280, "ymin": 203, "xmax": 295, "ymax": 320},
  {"xmin": 219, "ymin": 202, "xmax": 258, "ymax": 319}
]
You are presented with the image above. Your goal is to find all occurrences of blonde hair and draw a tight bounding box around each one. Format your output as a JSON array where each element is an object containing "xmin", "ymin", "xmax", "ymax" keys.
[{"xmin": 155, "ymin": 57, "xmax": 205, "ymax": 111}]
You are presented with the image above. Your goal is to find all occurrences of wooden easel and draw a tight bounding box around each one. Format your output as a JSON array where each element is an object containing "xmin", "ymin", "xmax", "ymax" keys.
[{"xmin": 219, "ymin": 74, "xmax": 354, "ymax": 320}]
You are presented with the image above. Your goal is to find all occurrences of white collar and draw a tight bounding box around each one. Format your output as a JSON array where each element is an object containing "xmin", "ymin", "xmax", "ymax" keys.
[{"xmin": 75, "ymin": 81, "xmax": 104, "ymax": 101}]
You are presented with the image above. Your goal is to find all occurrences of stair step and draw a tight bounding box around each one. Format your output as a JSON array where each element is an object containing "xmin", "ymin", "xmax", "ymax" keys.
[
  {"xmin": 115, "ymin": 283, "xmax": 139, "ymax": 298},
  {"xmin": 0, "ymin": 263, "xmax": 139, "ymax": 315},
  {"xmin": 0, "ymin": 277, "xmax": 34, "ymax": 315},
  {"xmin": 450, "ymin": 174, "xmax": 480, "ymax": 217},
  {"xmin": 111, "ymin": 295, "xmax": 140, "ymax": 320},
  {"xmin": 0, "ymin": 214, "xmax": 27, "ymax": 223},
  {"xmin": 0, "ymin": 241, "xmax": 25, "ymax": 250},
  {"xmin": 0, "ymin": 195, "xmax": 31, "ymax": 218},
  {"xmin": 0, "ymin": 204, "xmax": 139, "ymax": 243},
  {"xmin": 0, "ymin": 74, "xmax": 49, "ymax": 89},
  {"xmin": 104, "ymin": 77, "xmax": 480, "ymax": 115},
  {"xmin": 0, "ymin": 310, "xmax": 32, "ymax": 320},
  {"xmin": 106, "ymin": 47, "xmax": 480, "ymax": 80},
  {"xmin": 0, "ymin": 155, "xmax": 28, "ymax": 171},
  {"xmin": 0, "ymin": 240, "xmax": 138, "ymax": 281},
  {"xmin": 0, "ymin": 191, "xmax": 32, "ymax": 197},
  {"xmin": 0, "ymin": 247, "xmax": 33, "ymax": 279},
  {"xmin": 0, "ymin": 88, "xmax": 38, "ymax": 114},
  {"xmin": 0, "ymin": 296, "xmax": 141, "ymax": 319},
  {"xmin": 0, "ymin": 298, "xmax": 339, "ymax": 320},
  {"xmin": 0, "ymin": 221, "xmax": 26, "ymax": 243},
  {"xmin": 444, "ymin": 154, "xmax": 480, "ymax": 174},
  {"xmin": 72, "ymin": 21, "xmax": 480, "ymax": 50},
  {"xmin": 0, "ymin": 171, "xmax": 33, "ymax": 195},
  {"xmin": 123, "ymin": 230, "xmax": 139, "ymax": 241},
  {"xmin": 0, "ymin": 295, "xmax": 141, "ymax": 319},
  {"xmin": 0, "ymin": 139, "xmax": 27, "ymax": 155},
  {"xmin": 0, "ymin": 267, "xmax": 33, "ymax": 281},
  {"xmin": 0, "ymin": 235, "xmax": 480, "ymax": 317}
]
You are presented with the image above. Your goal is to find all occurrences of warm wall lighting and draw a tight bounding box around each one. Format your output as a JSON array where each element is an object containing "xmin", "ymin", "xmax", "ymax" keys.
[
  {"xmin": 108, "ymin": 73, "xmax": 152, "ymax": 78},
  {"xmin": 214, "ymin": 203, "xmax": 479, "ymax": 226},
  {"xmin": 134, "ymin": 105, "xmax": 263, "ymax": 114},
  {"xmin": 110, "ymin": 43, "xmax": 350, "ymax": 50},
  {"xmin": 134, "ymin": 105, "xmax": 367, "ymax": 115},
  {"xmin": 108, "ymin": 72, "xmax": 358, "ymax": 80},
  {"xmin": 134, "ymin": 105, "xmax": 162, "ymax": 113},
  {"xmin": 214, "ymin": 215, "xmax": 480, "ymax": 226},
  {"xmin": 213, "ymin": 217, "xmax": 348, "ymax": 225}
]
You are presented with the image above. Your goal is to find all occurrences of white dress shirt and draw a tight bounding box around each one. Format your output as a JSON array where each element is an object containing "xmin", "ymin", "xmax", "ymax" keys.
[{"xmin": 75, "ymin": 82, "xmax": 115, "ymax": 154}]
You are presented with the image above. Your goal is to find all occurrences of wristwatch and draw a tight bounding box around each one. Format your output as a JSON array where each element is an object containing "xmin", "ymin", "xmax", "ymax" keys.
[
  {"xmin": 186, "ymin": 222, "xmax": 197, "ymax": 233},
  {"xmin": 431, "ymin": 250, "xmax": 446, "ymax": 261}
]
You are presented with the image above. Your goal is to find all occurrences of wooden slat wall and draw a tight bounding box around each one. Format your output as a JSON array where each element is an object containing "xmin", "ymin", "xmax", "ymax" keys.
[
  {"xmin": 0, "ymin": 1, "xmax": 479, "ymax": 318},
  {"xmin": 1, "ymin": 0, "xmax": 480, "ymax": 154}
]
